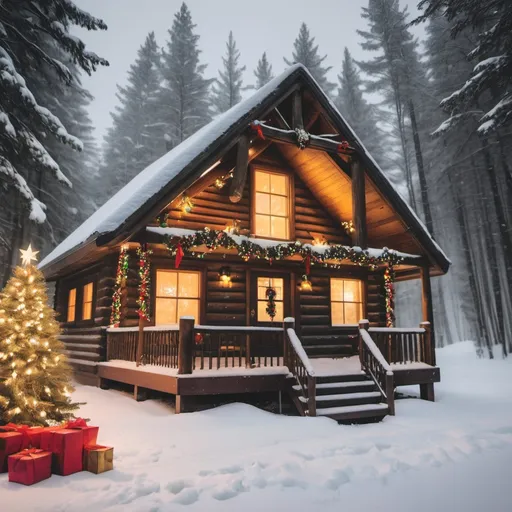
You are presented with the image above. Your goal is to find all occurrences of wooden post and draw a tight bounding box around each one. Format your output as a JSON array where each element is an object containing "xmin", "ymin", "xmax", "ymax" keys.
[
  {"xmin": 245, "ymin": 334, "xmax": 252, "ymax": 369},
  {"xmin": 307, "ymin": 375, "xmax": 316, "ymax": 417},
  {"xmin": 178, "ymin": 317, "xmax": 195, "ymax": 375},
  {"xmin": 420, "ymin": 265, "xmax": 436, "ymax": 366},
  {"xmin": 283, "ymin": 317, "xmax": 295, "ymax": 369},
  {"xmin": 420, "ymin": 383, "xmax": 435, "ymax": 402},
  {"xmin": 358, "ymin": 319, "xmax": 369, "ymax": 368},
  {"xmin": 385, "ymin": 373, "xmax": 395, "ymax": 416},
  {"xmin": 420, "ymin": 321, "xmax": 432, "ymax": 365},
  {"xmin": 229, "ymin": 134, "xmax": 249, "ymax": 203},
  {"xmin": 134, "ymin": 385, "xmax": 147, "ymax": 402},
  {"xmin": 292, "ymin": 89, "xmax": 304, "ymax": 130},
  {"xmin": 135, "ymin": 317, "xmax": 145, "ymax": 367},
  {"xmin": 351, "ymin": 156, "xmax": 367, "ymax": 249}
]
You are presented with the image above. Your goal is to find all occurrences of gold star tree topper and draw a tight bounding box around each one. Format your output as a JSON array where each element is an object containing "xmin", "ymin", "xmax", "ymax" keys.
[{"xmin": 20, "ymin": 244, "xmax": 39, "ymax": 266}]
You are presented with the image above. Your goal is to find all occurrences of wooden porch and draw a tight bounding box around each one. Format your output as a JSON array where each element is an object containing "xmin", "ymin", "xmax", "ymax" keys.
[{"xmin": 97, "ymin": 317, "xmax": 440, "ymax": 420}]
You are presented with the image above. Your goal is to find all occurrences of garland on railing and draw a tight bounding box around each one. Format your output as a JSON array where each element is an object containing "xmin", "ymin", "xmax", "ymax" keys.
[
  {"xmin": 384, "ymin": 266, "xmax": 395, "ymax": 327},
  {"xmin": 163, "ymin": 227, "xmax": 404, "ymax": 270},
  {"xmin": 137, "ymin": 245, "xmax": 152, "ymax": 322},
  {"xmin": 109, "ymin": 246, "xmax": 129, "ymax": 327}
]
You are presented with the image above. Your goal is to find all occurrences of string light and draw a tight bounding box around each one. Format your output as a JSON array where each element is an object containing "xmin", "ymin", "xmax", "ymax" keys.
[
  {"xmin": 341, "ymin": 220, "xmax": 356, "ymax": 235},
  {"xmin": 179, "ymin": 195, "xmax": 194, "ymax": 214},
  {"xmin": 136, "ymin": 245, "xmax": 152, "ymax": 322},
  {"xmin": 110, "ymin": 246, "xmax": 130, "ymax": 327},
  {"xmin": 384, "ymin": 267, "xmax": 396, "ymax": 327}
]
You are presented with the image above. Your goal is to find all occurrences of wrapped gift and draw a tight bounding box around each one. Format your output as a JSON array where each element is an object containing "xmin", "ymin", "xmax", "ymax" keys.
[
  {"xmin": 0, "ymin": 424, "xmax": 45, "ymax": 450},
  {"xmin": 83, "ymin": 445, "xmax": 114, "ymax": 474},
  {"xmin": 65, "ymin": 418, "xmax": 99, "ymax": 448},
  {"xmin": 8, "ymin": 449, "xmax": 52, "ymax": 485},
  {"xmin": 40, "ymin": 428, "xmax": 83, "ymax": 476},
  {"xmin": 0, "ymin": 431, "xmax": 24, "ymax": 473}
]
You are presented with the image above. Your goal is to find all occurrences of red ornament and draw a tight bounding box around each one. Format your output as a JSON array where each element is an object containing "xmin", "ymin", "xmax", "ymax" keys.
[
  {"xmin": 175, "ymin": 242, "xmax": 184, "ymax": 269},
  {"xmin": 337, "ymin": 141, "xmax": 351, "ymax": 153},
  {"xmin": 250, "ymin": 122, "xmax": 265, "ymax": 140},
  {"xmin": 195, "ymin": 333, "xmax": 204, "ymax": 345}
]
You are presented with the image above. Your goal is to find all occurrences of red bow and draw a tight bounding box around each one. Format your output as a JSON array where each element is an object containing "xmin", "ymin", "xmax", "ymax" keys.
[
  {"xmin": 11, "ymin": 448, "xmax": 44, "ymax": 471},
  {"xmin": 65, "ymin": 418, "xmax": 88, "ymax": 429},
  {"xmin": 175, "ymin": 242, "xmax": 184, "ymax": 269},
  {"xmin": 1, "ymin": 423, "xmax": 31, "ymax": 444},
  {"xmin": 250, "ymin": 122, "xmax": 265, "ymax": 140},
  {"xmin": 337, "ymin": 141, "xmax": 351, "ymax": 153}
]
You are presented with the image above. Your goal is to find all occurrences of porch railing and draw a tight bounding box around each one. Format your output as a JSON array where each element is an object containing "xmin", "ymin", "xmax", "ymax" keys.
[{"xmin": 368, "ymin": 322, "xmax": 434, "ymax": 366}]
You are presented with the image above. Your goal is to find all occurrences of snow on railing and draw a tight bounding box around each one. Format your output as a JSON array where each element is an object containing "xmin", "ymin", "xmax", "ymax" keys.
[
  {"xmin": 287, "ymin": 328, "xmax": 315, "ymax": 376},
  {"xmin": 360, "ymin": 329, "xmax": 393, "ymax": 375}
]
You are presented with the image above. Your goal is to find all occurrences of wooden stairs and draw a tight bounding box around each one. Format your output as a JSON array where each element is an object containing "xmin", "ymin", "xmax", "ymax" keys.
[
  {"xmin": 301, "ymin": 327, "xmax": 358, "ymax": 359},
  {"xmin": 293, "ymin": 371, "xmax": 389, "ymax": 423}
]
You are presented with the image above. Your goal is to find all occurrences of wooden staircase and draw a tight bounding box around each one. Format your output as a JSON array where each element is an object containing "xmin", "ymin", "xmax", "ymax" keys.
[
  {"xmin": 301, "ymin": 327, "xmax": 358, "ymax": 358},
  {"xmin": 294, "ymin": 372, "xmax": 389, "ymax": 422}
]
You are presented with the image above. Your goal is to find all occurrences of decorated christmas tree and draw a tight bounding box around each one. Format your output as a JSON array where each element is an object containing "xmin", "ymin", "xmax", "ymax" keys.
[{"xmin": 0, "ymin": 245, "xmax": 79, "ymax": 426}]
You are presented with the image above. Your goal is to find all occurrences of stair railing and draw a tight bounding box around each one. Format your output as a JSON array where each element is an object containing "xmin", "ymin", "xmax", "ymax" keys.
[
  {"xmin": 358, "ymin": 320, "xmax": 395, "ymax": 416},
  {"xmin": 284, "ymin": 318, "xmax": 317, "ymax": 416}
]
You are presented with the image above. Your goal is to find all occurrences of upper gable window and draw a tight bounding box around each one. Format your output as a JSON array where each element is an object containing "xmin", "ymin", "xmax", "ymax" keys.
[{"xmin": 253, "ymin": 170, "xmax": 290, "ymax": 240}]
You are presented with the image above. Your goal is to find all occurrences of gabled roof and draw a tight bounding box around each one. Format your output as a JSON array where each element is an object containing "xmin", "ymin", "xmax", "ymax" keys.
[{"xmin": 40, "ymin": 64, "xmax": 450, "ymax": 278}]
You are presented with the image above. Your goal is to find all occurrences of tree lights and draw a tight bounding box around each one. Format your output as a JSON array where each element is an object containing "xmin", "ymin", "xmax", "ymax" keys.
[
  {"xmin": 136, "ymin": 245, "xmax": 152, "ymax": 322},
  {"xmin": 109, "ymin": 246, "xmax": 129, "ymax": 327},
  {"xmin": 384, "ymin": 266, "xmax": 396, "ymax": 327}
]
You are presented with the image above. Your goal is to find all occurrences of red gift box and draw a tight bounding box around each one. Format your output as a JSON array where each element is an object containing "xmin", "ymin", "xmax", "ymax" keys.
[
  {"xmin": 65, "ymin": 418, "xmax": 99, "ymax": 448},
  {"xmin": 8, "ymin": 449, "xmax": 52, "ymax": 486},
  {"xmin": 0, "ymin": 431, "xmax": 24, "ymax": 473},
  {"xmin": 0, "ymin": 424, "xmax": 45, "ymax": 450},
  {"xmin": 40, "ymin": 429, "xmax": 83, "ymax": 476}
]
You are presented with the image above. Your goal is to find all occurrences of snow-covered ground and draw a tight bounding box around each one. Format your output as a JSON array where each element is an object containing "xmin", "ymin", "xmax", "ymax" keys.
[{"xmin": 3, "ymin": 341, "xmax": 512, "ymax": 512}]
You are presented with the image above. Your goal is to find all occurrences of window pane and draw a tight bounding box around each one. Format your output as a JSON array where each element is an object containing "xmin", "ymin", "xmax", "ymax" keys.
[
  {"xmin": 257, "ymin": 277, "xmax": 271, "ymax": 299},
  {"xmin": 255, "ymin": 214, "xmax": 270, "ymax": 237},
  {"xmin": 270, "ymin": 174, "xmax": 287, "ymax": 195},
  {"xmin": 83, "ymin": 282, "xmax": 93, "ymax": 302},
  {"xmin": 178, "ymin": 273, "xmax": 199, "ymax": 298},
  {"xmin": 344, "ymin": 302, "xmax": 361, "ymax": 324},
  {"xmin": 68, "ymin": 288, "xmax": 76, "ymax": 307},
  {"xmin": 270, "ymin": 278, "xmax": 283, "ymax": 300},
  {"xmin": 255, "ymin": 192, "xmax": 270, "ymax": 214},
  {"xmin": 257, "ymin": 300, "xmax": 284, "ymax": 322},
  {"xmin": 157, "ymin": 271, "xmax": 177, "ymax": 297},
  {"xmin": 270, "ymin": 195, "xmax": 287, "ymax": 216},
  {"xmin": 177, "ymin": 298, "xmax": 199, "ymax": 321},
  {"xmin": 271, "ymin": 216, "xmax": 288, "ymax": 239},
  {"xmin": 155, "ymin": 298, "xmax": 177, "ymax": 325},
  {"xmin": 255, "ymin": 171, "xmax": 270, "ymax": 192},
  {"xmin": 331, "ymin": 302, "xmax": 344, "ymax": 325},
  {"xmin": 330, "ymin": 279, "xmax": 343, "ymax": 301},
  {"xmin": 344, "ymin": 280, "xmax": 361, "ymax": 302}
]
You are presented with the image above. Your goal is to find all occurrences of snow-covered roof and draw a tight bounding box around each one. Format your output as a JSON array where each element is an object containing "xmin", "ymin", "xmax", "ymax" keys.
[{"xmin": 39, "ymin": 63, "xmax": 449, "ymax": 275}]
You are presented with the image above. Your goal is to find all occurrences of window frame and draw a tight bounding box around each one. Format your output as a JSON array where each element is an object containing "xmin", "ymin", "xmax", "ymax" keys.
[
  {"xmin": 330, "ymin": 278, "xmax": 364, "ymax": 326},
  {"xmin": 63, "ymin": 278, "xmax": 96, "ymax": 326},
  {"xmin": 154, "ymin": 269, "xmax": 202, "ymax": 326},
  {"xmin": 67, "ymin": 288, "xmax": 77, "ymax": 323},
  {"xmin": 82, "ymin": 282, "xmax": 94, "ymax": 321},
  {"xmin": 250, "ymin": 165, "xmax": 295, "ymax": 241}
]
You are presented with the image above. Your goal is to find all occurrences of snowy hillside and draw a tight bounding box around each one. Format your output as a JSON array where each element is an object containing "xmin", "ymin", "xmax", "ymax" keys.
[{"xmin": 2, "ymin": 342, "xmax": 512, "ymax": 511}]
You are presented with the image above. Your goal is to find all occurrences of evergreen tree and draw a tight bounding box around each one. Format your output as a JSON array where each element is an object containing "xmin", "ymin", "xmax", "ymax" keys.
[
  {"xmin": 254, "ymin": 52, "xmax": 274, "ymax": 89},
  {"xmin": 212, "ymin": 31, "xmax": 246, "ymax": 114},
  {"xmin": 0, "ymin": 0, "xmax": 107, "ymax": 224},
  {"xmin": 158, "ymin": 3, "xmax": 212, "ymax": 148},
  {"xmin": 335, "ymin": 47, "xmax": 395, "ymax": 179},
  {"xmin": 358, "ymin": 0, "xmax": 434, "ymax": 235},
  {"xmin": 102, "ymin": 32, "xmax": 164, "ymax": 196},
  {"xmin": 284, "ymin": 23, "xmax": 335, "ymax": 95},
  {"xmin": 0, "ymin": 255, "xmax": 79, "ymax": 426}
]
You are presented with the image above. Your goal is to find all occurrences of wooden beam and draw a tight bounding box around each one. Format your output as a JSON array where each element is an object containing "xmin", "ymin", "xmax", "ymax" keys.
[
  {"xmin": 351, "ymin": 156, "xmax": 367, "ymax": 249},
  {"xmin": 229, "ymin": 134, "xmax": 250, "ymax": 203},
  {"xmin": 292, "ymin": 89, "xmax": 304, "ymax": 130},
  {"xmin": 420, "ymin": 265, "xmax": 436, "ymax": 364},
  {"xmin": 178, "ymin": 316, "xmax": 195, "ymax": 375}
]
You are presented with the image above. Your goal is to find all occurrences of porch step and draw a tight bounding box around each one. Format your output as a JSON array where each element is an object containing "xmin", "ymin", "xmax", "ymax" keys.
[
  {"xmin": 316, "ymin": 403, "xmax": 389, "ymax": 422},
  {"xmin": 314, "ymin": 380, "xmax": 376, "ymax": 395},
  {"xmin": 312, "ymin": 391, "xmax": 382, "ymax": 408},
  {"xmin": 67, "ymin": 358, "xmax": 98, "ymax": 376},
  {"xmin": 303, "ymin": 344, "xmax": 354, "ymax": 357},
  {"xmin": 63, "ymin": 342, "xmax": 101, "ymax": 354},
  {"xmin": 63, "ymin": 350, "xmax": 101, "ymax": 362},
  {"xmin": 316, "ymin": 372, "xmax": 368, "ymax": 384}
]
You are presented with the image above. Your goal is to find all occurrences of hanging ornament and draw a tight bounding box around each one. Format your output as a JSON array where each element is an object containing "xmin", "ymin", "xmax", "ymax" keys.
[
  {"xmin": 175, "ymin": 242, "xmax": 184, "ymax": 269},
  {"xmin": 224, "ymin": 219, "xmax": 241, "ymax": 235},
  {"xmin": 295, "ymin": 128, "xmax": 310, "ymax": 149},
  {"xmin": 110, "ymin": 246, "xmax": 130, "ymax": 327},
  {"xmin": 384, "ymin": 266, "xmax": 396, "ymax": 327},
  {"xmin": 265, "ymin": 287, "xmax": 277, "ymax": 321},
  {"xmin": 337, "ymin": 141, "xmax": 353, "ymax": 154},
  {"xmin": 137, "ymin": 245, "xmax": 152, "ymax": 322},
  {"xmin": 299, "ymin": 275, "xmax": 312, "ymax": 292},
  {"xmin": 250, "ymin": 121, "xmax": 266, "ymax": 140}
]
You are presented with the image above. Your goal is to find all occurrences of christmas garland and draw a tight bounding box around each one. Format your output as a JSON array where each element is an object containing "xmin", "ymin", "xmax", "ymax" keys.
[
  {"xmin": 110, "ymin": 246, "xmax": 129, "ymax": 327},
  {"xmin": 163, "ymin": 227, "xmax": 404, "ymax": 271},
  {"xmin": 265, "ymin": 287, "xmax": 277, "ymax": 321},
  {"xmin": 384, "ymin": 266, "xmax": 395, "ymax": 327},
  {"xmin": 137, "ymin": 245, "xmax": 152, "ymax": 322}
]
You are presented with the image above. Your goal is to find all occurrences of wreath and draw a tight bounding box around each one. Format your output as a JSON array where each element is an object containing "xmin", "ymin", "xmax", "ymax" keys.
[{"xmin": 265, "ymin": 287, "xmax": 277, "ymax": 321}]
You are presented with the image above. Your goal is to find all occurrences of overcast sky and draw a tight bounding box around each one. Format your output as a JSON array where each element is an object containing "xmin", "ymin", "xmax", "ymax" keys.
[{"xmin": 75, "ymin": 0, "xmax": 424, "ymax": 142}]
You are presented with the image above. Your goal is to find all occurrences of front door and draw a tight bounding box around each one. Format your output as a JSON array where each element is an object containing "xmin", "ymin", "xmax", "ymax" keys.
[{"xmin": 250, "ymin": 272, "xmax": 291, "ymax": 327}]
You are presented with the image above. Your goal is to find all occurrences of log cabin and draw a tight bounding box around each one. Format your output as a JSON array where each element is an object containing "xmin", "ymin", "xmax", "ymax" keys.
[{"xmin": 39, "ymin": 64, "xmax": 449, "ymax": 423}]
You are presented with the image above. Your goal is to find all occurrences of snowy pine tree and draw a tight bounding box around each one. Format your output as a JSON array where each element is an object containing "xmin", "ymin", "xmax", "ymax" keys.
[
  {"xmin": 284, "ymin": 23, "xmax": 335, "ymax": 95},
  {"xmin": 101, "ymin": 32, "xmax": 164, "ymax": 196},
  {"xmin": 254, "ymin": 52, "xmax": 274, "ymax": 89},
  {"xmin": 212, "ymin": 31, "xmax": 246, "ymax": 114},
  {"xmin": 158, "ymin": 3, "xmax": 212, "ymax": 148}
]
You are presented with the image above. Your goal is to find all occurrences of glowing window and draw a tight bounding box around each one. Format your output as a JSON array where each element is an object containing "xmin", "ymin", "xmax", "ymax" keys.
[
  {"xmin": 330, "ymin": 279, "xmax": 363, "ymax": 325},
  {"xmin": 67, "ymin": 288, "xmax": 76, "ymax": 322},
  {"xmin": 155, "ymin": 270, "xmax": 200, "ymax": 325},
  {"xmin": 257, "ymin": 277, "xmax": 284, "ymax": 322},
  {"xmin": 82, "ymin": 282, "xmax": 94, "ymax": 321},
  {"xmin": 254, "ymin": 170, "xmax": 290, "ymax": 240}
]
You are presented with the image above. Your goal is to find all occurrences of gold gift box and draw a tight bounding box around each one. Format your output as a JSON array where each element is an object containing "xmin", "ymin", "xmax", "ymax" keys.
[{"xmin": 83, "ymin": 445, "xmax": 114, "ymax": 474}]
